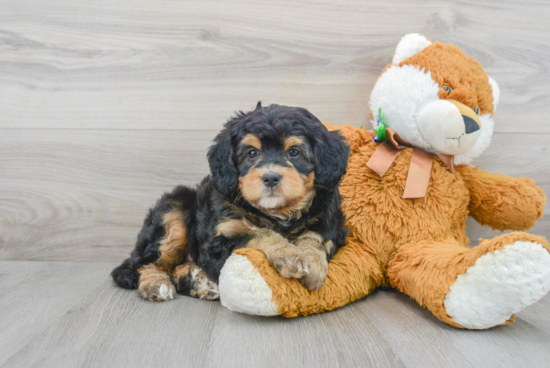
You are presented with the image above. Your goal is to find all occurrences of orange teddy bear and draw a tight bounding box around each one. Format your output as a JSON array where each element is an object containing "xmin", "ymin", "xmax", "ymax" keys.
[{"xmin": 219, "ymin": 34, "xmax": 550, "ymax": 329}]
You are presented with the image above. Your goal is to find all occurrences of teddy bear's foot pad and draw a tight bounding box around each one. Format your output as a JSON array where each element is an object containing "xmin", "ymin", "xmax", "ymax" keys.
[
  {"xmin": 219, "ymin": 254, "xmax": 280, "ymax": 316},
  {"xmin": 444, "ymin": 241, "xmax": 550, "ymax": 329}
]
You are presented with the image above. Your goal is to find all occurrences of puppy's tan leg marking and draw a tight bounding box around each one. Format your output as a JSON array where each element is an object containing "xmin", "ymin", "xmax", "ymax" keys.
[
  {"xmin": 216, "ymin": 218, "xmax": 256, "ymax": 238},
  {"xmin": 324, "ymin": 240, "xmax": 334, "ymax": 256},
  {"xmin": 247, "ymin": 229, "xmax": 310, "ymax": 279},
  {"xmin": 138, "ymin": 264, "xmax": 176, "ymax": 301},
  {"xmin": 293, "ymin": 232, "xmax": 329, "ymax": 291},
  {"xmin": 172, "ymin": 263, "xmax": 219, "ymax": 300},
  {"xmin": 137, "ymin": 208, "xmax": 187, "ymax": 301},
  {"xmin": 155, "ymin": 209, "xmax": 188, "ymax": 271}
]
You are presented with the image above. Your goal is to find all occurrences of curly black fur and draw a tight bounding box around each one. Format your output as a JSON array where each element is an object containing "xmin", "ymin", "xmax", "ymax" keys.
[{"xmin": 111, "ymin": 103, "xmax": 350, "ymax": 290}]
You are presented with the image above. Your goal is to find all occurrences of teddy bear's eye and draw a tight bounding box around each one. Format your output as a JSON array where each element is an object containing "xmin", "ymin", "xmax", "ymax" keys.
[
  {"xmin": 442, "ymin": 85, "xmax": 453, "ymax": 95},
  {"xmin": 474, "ymin": 106, "xmax": 480, "ymax": 115}
]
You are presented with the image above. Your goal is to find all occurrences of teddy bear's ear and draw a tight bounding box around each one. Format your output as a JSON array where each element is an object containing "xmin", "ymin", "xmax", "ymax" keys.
[
  {"xmin": 488, "ymin": 77, "xmax": 500, "ymax": 112},
  {"xmin": 392, "ymin": 33, "xmax": 432, "ymax": 65}
]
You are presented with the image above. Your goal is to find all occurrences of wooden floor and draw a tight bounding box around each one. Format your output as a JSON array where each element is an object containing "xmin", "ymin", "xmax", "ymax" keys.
[
  {"xmin": 1, "ymin": 0, "xmax": 550, "ymax": 367},
  {"xmin": 1, "ymin": 261, "xmax": 549, "ymax": 368}
]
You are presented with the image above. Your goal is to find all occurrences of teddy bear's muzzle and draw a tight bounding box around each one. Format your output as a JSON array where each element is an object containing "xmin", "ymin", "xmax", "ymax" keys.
[{"xmin": 416, "ymin": 99, "xmax": 482, "ymax": 155}]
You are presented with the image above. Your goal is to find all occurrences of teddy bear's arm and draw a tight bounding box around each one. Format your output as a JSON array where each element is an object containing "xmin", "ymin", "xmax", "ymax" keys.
[
  {"xmin": 456, "ymin": 165, "xmax": 546, "ymax": 231},
  {"xmin": 222, "ymin": 235, "xmax": 384, "ymax": 317}
]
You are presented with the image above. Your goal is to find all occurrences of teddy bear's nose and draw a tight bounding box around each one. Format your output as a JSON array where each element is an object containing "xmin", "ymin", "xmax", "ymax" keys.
[
  {"xmin": 448, "ymin": 100, "xmax": 481, "ymax": 133},
  {"xmin": 464, "ymin": 116, "xmax": 480, "ymax": 134}
]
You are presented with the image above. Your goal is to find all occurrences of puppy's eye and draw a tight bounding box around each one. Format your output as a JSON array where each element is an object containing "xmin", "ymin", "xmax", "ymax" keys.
[
  {"xmin": 442, "ymin": 85, "xmax": 452, "ymax": 95},
  {"xmin": 247, "ymin": 149, "xmax": 259, "ymax": 159},
  {"xmin": 288, "ymin": 148, "xmax": 300, "ymax": 158},
  {"xmin": 473, "ymin": 106, "xmax": 480, "ymax": 115}
]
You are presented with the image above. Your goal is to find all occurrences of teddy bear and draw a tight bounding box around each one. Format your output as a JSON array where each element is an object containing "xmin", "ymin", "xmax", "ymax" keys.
[{"xmin": 217, "ymin": 34, "xmax": 550, "ymax": 329}]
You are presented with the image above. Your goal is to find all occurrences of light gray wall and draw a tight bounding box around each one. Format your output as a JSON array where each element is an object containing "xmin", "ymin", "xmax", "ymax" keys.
[{"xmin": 1, "ymin": 0, "xmax": 549, "ymax": 261}]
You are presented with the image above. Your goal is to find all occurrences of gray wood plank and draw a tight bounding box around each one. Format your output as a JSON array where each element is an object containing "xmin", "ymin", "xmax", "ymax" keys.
[
  {"xmin": 0, "ymin": 129, "xmax": 213, "ymax": 261},
  {"xmin": 206, "ymin": 308, "xmax": 406, "ymax": 368},
  {"xmin": 0, "ymin": 261, "xmax": 120, "ymax": 367},
  {"xmin": 1, "ymin": 261, "xmax": 549, "ymax": 368},
  {"xmin": 352, "ymin": 289, "xmax": 550, "ymax": 368},
  {"xmin": 515, "ymin": 290, "xmax": 550, "ymax": 333},
  {"xmin": 1, "ymin": 130, "xmax": 548, "ymax": 261},
  {"xmin": 0, "ymin": 0, "xmax": 549, "ymax": 133},
  {"xmin": 2, "ymin": 261, "xmax": 400, "ymax": 368}
]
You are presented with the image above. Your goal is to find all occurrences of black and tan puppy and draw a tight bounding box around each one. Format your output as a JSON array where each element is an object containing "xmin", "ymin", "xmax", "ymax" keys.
[{"xmin": 111, "ymin": 103, "xmax": 350, "ymax": 301}]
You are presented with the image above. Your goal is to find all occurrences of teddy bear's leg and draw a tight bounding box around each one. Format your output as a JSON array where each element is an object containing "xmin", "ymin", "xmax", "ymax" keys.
[
  {"xmin": 219, "ymin": 237, "xmax": 384, "ymax": 317},
  {"xmin": 388, "ymin": 232, "xmax": 550, "ymax": 329}
]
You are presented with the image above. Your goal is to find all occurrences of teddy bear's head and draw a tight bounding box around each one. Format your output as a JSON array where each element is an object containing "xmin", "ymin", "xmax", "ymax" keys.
[{"xmin": 369, "ymin": 33, "xmax": 500, "ymax": 164}]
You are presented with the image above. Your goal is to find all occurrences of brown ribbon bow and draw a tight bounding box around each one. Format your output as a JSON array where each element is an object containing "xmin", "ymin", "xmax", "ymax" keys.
[{"xmin": 366, "ymin": 128, "xmax": 455, "ymax": 199}]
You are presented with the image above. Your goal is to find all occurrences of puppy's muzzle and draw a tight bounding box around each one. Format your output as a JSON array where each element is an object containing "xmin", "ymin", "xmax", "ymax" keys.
[{"xmin": 262, "ymin": 172, "xmax": 281, "ymax": 188}]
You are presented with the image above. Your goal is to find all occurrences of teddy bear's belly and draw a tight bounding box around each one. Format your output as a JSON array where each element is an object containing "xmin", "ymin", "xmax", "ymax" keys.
[{"xmin": 339, "ymin": 153, "xmax": 471, "ymax": 265}]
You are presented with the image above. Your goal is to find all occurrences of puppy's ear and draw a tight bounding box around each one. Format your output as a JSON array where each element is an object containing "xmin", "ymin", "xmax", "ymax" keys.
[
  {"xmin": 255, "ymin": 101, "xmax": 262, "ymax": 110},
  {"xmin": 207, "ymin": 133, "xmax": 239, "ymax": 197},
  {"xmin": 313, "ymin": 128, "xmax": 350, "ymax": 191}
]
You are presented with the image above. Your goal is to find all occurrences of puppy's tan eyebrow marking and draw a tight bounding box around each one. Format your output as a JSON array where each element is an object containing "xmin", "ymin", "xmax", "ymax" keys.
[
  {"xmin": 283, "ymin": 136, "xmax": 304, "ymax": 150},
  {"xmin": 241, "ymin": 134, "xmax": 262, "ymax": 150}
]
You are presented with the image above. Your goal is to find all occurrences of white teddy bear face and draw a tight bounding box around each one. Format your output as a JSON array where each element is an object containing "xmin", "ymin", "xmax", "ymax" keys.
[
  {"xmin": 416, "ymin": 97, "xmax": 483, "ymax": 155},
  {"xmin": 369, "ymin": 34, "xmax": 500, "ymax": 164}
]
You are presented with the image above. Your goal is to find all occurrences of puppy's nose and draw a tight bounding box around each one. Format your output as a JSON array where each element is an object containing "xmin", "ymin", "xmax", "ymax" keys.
[{"xmin": 262, "ymin": 172, "xmax": 281, "ymax": 188}]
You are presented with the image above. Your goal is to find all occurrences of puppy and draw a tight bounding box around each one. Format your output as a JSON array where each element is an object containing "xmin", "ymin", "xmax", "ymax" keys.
[{"xmin": 111, "ymin": 103, "xmax": 350, "ymax": 301}]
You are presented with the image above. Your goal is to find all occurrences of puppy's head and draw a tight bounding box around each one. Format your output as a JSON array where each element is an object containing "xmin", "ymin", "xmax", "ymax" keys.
[{"xmin": 207, "ymin": 103, "xmax": 349, "ymax": 214}]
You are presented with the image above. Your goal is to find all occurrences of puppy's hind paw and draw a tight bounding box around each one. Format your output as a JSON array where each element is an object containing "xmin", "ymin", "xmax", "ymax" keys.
[
  {"xmin": 138, "ymin": 278, "xmax": 176, "ymax": 301},
  {"xmin": 174, "ymin": 263, "xmax": 220, "ymax": 301},
  {"xmin": 201, "ymin": 281, "xmax": 220, "ymax": 300},
  {"xmin": 137, "ymin": 266, "xmax": 176, "ymax": 301}
]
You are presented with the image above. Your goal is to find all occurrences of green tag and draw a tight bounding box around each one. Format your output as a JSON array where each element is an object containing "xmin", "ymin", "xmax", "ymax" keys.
[{"xmin": 374, "ymin": 107, "xmax": 387, "ymax": 142}]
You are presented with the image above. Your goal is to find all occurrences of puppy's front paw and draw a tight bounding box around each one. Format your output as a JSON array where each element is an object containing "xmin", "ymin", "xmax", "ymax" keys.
[
  {"xmin": 268, "ymin": 245, "xmax": 310, "ymax": 279},
  {"xmin": 293, "ymin": 232, "xmax": 329, "ymax": 290},
  {"xmin": 298, "ymin": 256, "xmax": 328, "ymax": 291},
  {"xmin": 137, "ymin": 270, "xmax": 176, "ymax": 301}
]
